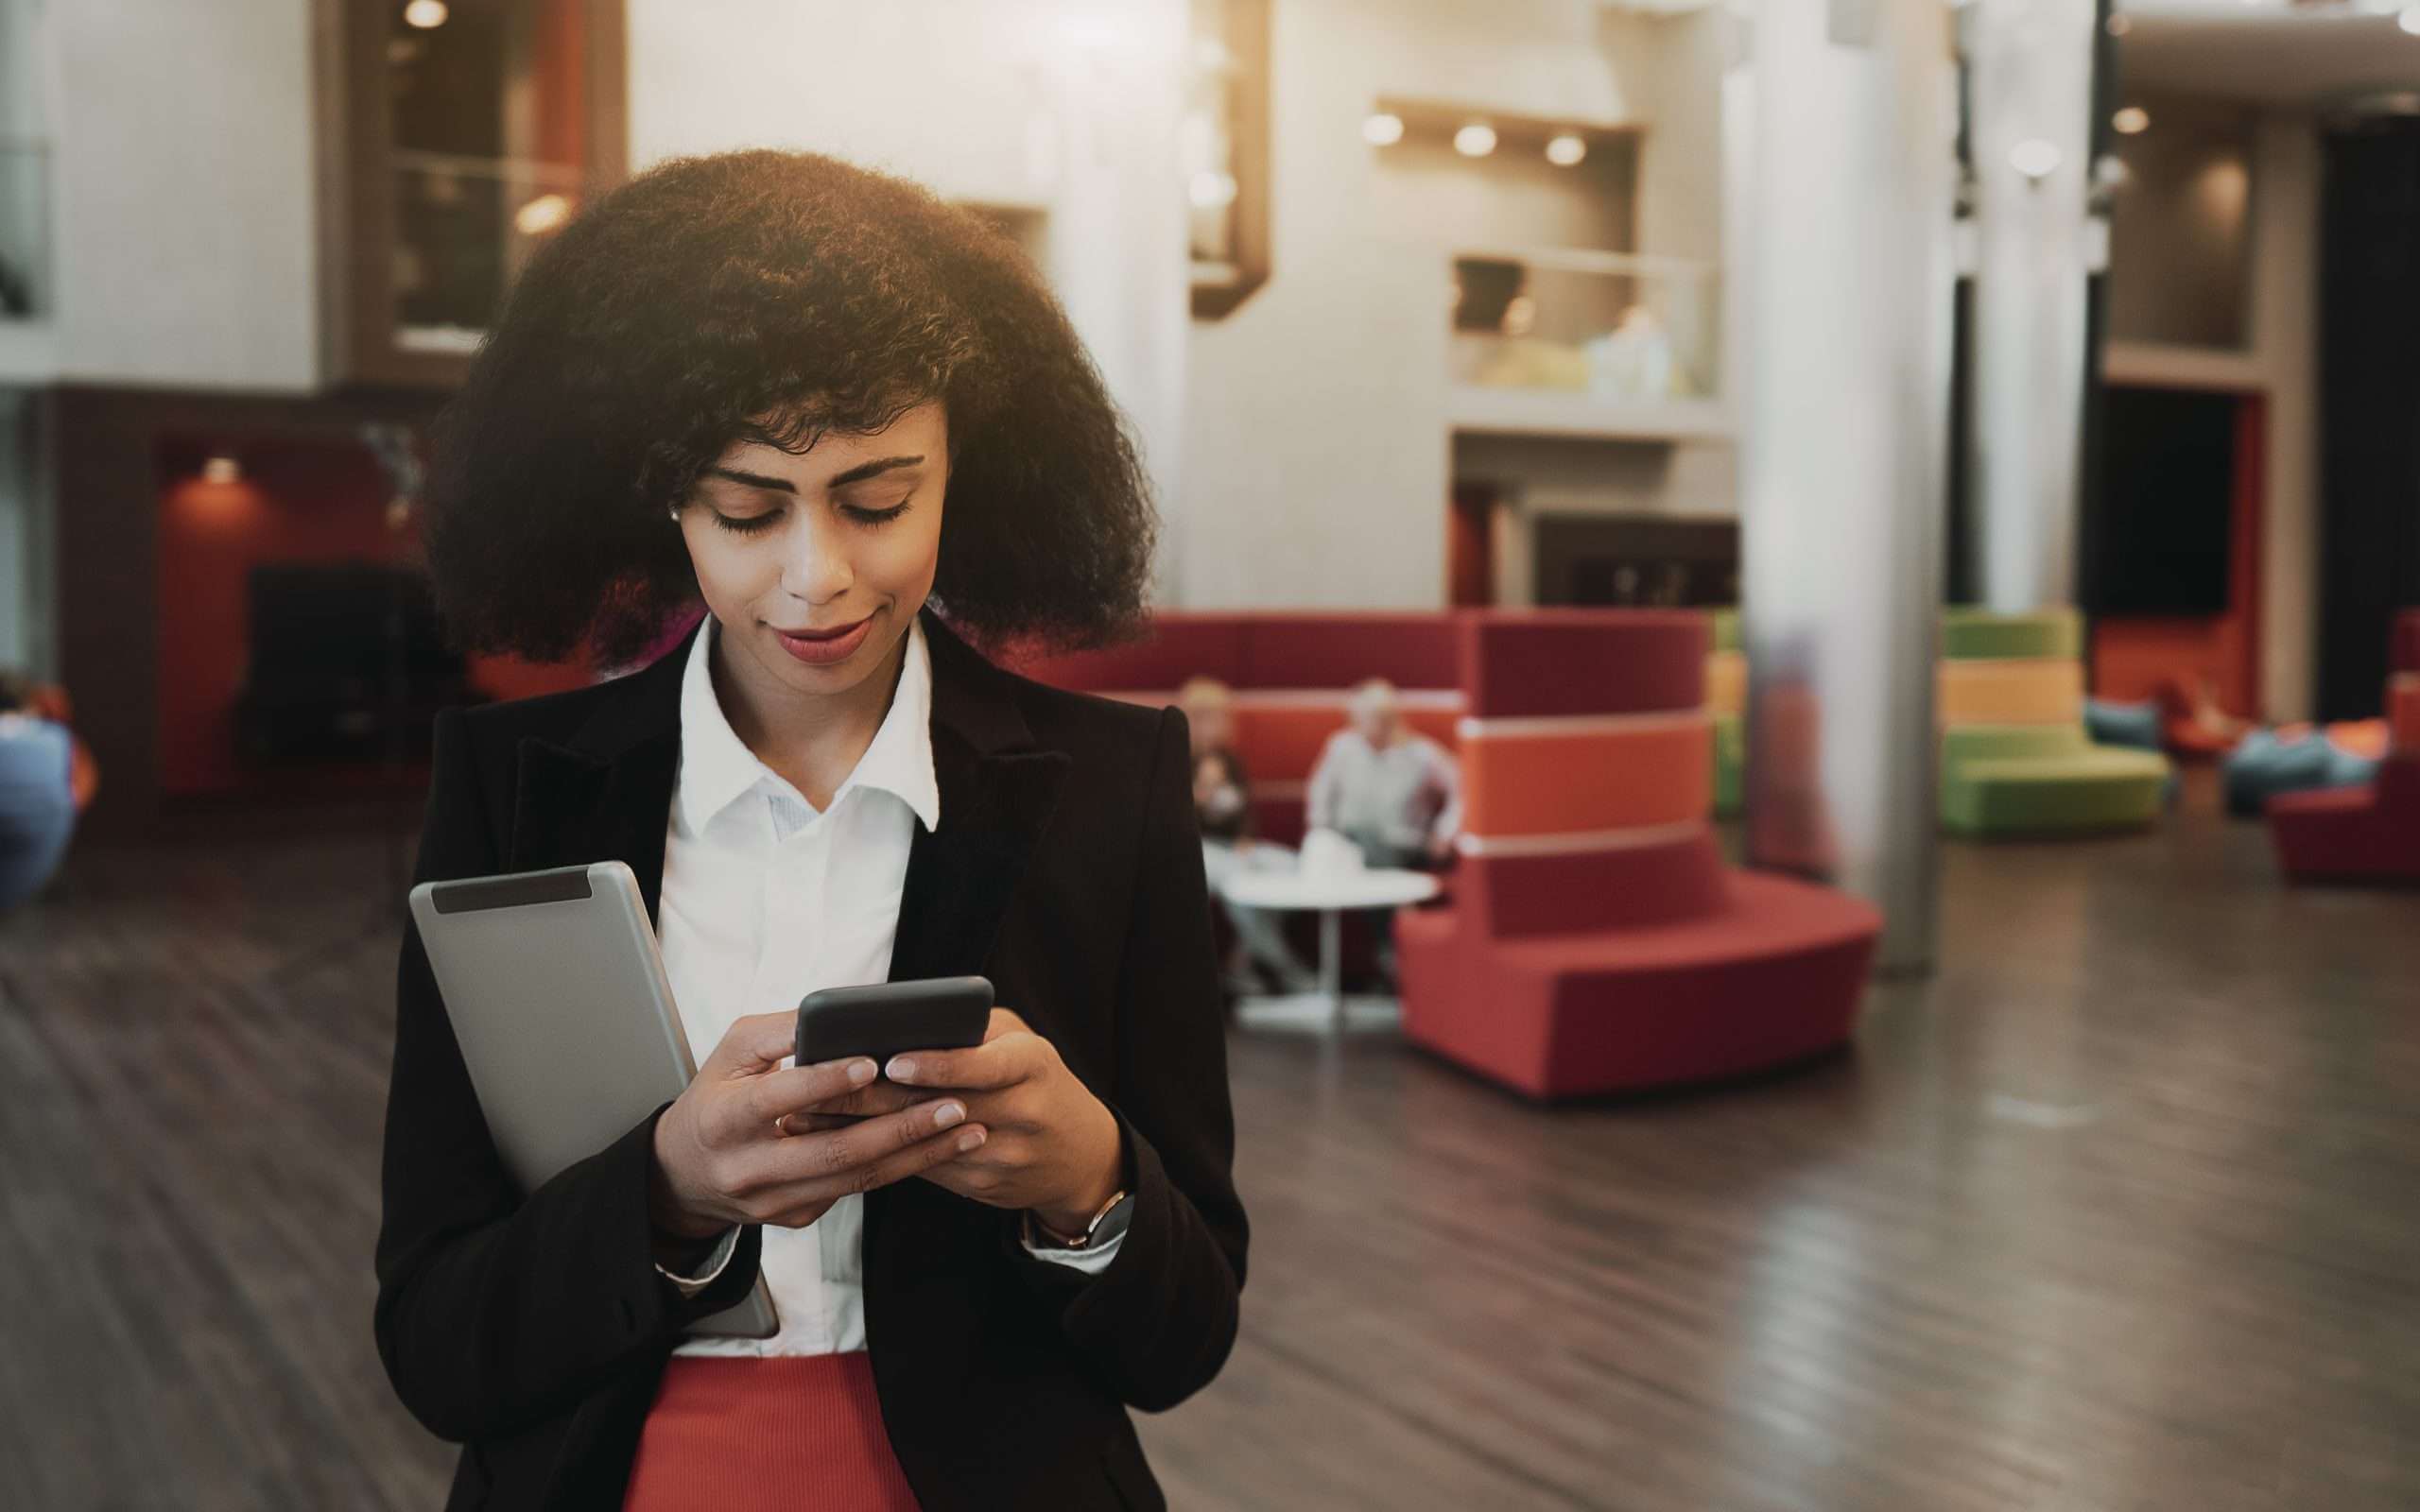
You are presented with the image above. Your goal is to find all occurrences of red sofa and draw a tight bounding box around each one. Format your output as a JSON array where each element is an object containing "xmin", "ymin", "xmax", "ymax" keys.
[
  {"xmin": 1395, "ymin": 613, "xmax": 1879, "ymax": 1098},
  {"xmin": 2269, "ymin": 670, "xmax": 2420, "ymax": 885},
  {"xmin": 1018, "ymin": 613, "xmax": 1463, "ymax": 847},
  {"xmin": 1027, "ymin": 610, "xmax": 1884, "ymax": 1098}
]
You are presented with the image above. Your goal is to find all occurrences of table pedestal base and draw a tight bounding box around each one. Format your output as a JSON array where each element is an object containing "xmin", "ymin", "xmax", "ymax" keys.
[{"xmin": 1234, "ymin": 993, "xmax": 1402, "ymax": 1036}]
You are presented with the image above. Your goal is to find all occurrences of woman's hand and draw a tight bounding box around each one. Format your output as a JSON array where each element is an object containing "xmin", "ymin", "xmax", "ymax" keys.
[
  {"xmin": 816, "ymin": 1008, "xmax": 1124, "ymax": 1235},
  {"xmin": 648, "ymin": 1011, "xmax": 989, "ymax": 1245}
]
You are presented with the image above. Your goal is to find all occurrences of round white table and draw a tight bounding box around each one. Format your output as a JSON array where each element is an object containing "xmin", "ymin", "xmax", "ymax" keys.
[{"xmin": 1216, "ymin": 868, "xmax": 1442, "ymax": 1035}]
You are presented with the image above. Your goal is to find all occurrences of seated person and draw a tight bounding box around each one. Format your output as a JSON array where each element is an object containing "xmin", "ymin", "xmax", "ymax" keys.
[
  {"xmin": 1307, "ymin": 679, "xmax": 1461, "ymax": 870},
  {"xmin": 0, "ymin": 672, "xmax": 87, "ymax": 911},
  {"xmin": 1192, "ymin": 740, "xmax": 1316, "ymax": 996}
]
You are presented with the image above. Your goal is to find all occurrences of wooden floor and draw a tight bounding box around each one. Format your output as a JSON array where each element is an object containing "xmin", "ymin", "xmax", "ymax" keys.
[{"xmin": 4, "ymin": 784, "xmax": 2416, "ymax": 1510}]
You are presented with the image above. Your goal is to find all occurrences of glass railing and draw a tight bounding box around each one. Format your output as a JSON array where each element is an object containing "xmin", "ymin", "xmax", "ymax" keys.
[
  {"xmin": 0, "ymin": 137, "xmax": 51, "ymax": 321},
  {"xmin": 1448, "ymin": 246, "xmax": 1720, "ymax": 404},
  {"xmin": 388, "ymin": 150, "xmax": 593, "ymax": 353}
]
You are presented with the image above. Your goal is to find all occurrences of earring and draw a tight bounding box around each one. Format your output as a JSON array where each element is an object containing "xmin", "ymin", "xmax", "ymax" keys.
[{"xmin": 667, "ymin": 502, "xmax": 682, "ymax": 523}]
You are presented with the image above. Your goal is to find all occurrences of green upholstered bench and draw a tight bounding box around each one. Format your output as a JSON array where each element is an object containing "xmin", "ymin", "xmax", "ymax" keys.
[
  {"xmin": 1941, "ymin": 723, "xmax": 2169, "ymax": 835},
  {"xmin": 1712, "ymin": 711, "xmax": 1743, "ymax": 818},
  {"xmin": 1942, "ymin": 607, "xmax": 2082, "ymax": 662}
]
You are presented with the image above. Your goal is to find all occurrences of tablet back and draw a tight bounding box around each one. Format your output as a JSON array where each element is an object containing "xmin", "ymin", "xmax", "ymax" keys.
[{"xmin": 406, "ymin": 860, "xmax": 776, "ymax": 1338}]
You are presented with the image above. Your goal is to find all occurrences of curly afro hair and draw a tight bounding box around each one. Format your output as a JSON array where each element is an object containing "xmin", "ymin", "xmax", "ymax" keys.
[{"xmin": 423, "ymin": 148, "xmax": 1158, "ymax": 665}]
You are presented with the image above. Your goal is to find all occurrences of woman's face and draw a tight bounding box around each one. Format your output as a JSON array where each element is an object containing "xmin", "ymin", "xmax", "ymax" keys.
[{"xmin": 677, "ymin": 399, "xmax": 948, "ymax": 704}]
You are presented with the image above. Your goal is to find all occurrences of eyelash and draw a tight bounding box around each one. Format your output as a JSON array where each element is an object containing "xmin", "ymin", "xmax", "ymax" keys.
[{"xmin": 706, "ymin": 501, "xmax": 911, "ymax": 535}]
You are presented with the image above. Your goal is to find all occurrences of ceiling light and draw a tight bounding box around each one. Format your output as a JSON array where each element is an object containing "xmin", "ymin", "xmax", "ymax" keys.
[
  {"xmin": 514, "ymin": 193, "xmax": 573, "ymax": 236},
  {"xmin": 1189, "ymin": 171, "xmax": 1238, "ymax": 209},
  {"xmin": 1454, "ymin": 123, "xmax": 1498, "ymax": 158},
  {"xmin": 402, "ymin": 0, "xmax": 449, "ymax": 29},
  {"xmin": 1362, "ymin": 112, "xmax": 1405, "ymax": 146},
  {"xmin": 1546, "ymin": 133, "xmax": 1586, "ymax": 166},
  {"xmin": 2401, "ymin": 6, "xmax": 2420, "ymax": 35},
  {"xmin": 201, "ymin": 455, "xmax": 242, "ymax": 485},
  {"xmin": 2009, "ymin": 138, "xmax": 2062, "ymax": 180},
  {"xmin": 2113, "ymin": 106, "xmax": 2150, "ymax": 135}
]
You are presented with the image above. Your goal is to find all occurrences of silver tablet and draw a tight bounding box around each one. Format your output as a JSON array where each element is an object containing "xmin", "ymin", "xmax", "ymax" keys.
[{"xmin": 407, "ymin": 860, "xmax": 777, "ymax": 1339}]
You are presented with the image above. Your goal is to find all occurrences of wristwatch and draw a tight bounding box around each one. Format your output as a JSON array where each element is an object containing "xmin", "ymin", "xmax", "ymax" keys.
[{"xmin": 1025, "ymin": 1188, "xmax": 1133, "ymax": 1250}]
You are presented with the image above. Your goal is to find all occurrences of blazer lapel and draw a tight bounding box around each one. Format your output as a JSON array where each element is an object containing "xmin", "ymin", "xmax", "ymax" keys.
[
  {"xmin": 504, "ymin": 627, "xmax": 692, "ymax": 924},
  {"xmin": 886, "ymin": 611, "xmax": 1072, "ymax": 984}
]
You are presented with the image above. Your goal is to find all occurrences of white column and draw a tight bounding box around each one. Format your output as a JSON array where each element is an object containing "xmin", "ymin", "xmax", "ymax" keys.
[
  {"xmin": 1732, "ymin": 0, "xmax": 1956, "ymax": 971},
  {"xmin": 1034, "ymin": 1, "xmax": 1191, "ymax": 599},
  {"xmin": 1968, "ymin": 0, "xmax": 2099, "ymax": 611}
]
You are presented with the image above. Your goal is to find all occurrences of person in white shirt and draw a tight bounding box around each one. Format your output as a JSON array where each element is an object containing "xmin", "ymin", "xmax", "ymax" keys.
[{"xmin": 1306, "ymin": 679, "xmax": 1463, "ymax": 870}]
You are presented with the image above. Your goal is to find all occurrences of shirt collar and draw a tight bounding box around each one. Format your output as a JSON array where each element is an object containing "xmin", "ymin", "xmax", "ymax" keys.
[{"xmin": 675, "ymin": 614, "xmax": 941, "ymax": 837}]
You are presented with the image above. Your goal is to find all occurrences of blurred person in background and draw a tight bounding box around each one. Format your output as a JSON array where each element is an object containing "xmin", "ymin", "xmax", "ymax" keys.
[
  {"xmin": 383, "ymin": 149, "xmax": 1245, "ymax": 1512},
  {"xmin": 1306, "ymin": 678, "xmax": 1461, "ymax": 870},
  {"xmin": 0, "ymin": 671, "xmax": 94, "ymax": 911},
  {"xmin": 1190, "ymin": 739, "xmax": 1317, "ymax": 996},
  {"xmin": 1177, "ymin": 673, "xmax": 1236, "ymax": 760}
]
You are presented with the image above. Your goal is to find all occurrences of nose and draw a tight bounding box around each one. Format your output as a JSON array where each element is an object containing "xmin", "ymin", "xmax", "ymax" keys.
[{"xmin": 778, "ymin": 504, "xmax": 856, "ymax": 607}]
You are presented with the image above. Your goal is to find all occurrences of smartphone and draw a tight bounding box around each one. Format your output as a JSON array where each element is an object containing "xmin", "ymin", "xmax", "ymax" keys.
[{"xmin": 795, "ymin": 975, "xmax": 995, "ymax": 1069}]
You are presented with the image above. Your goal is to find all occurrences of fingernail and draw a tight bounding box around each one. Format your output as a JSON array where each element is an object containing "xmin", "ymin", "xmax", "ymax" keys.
[
  {"xmin": 933, "ymin": 1101, "xmax": 966, "ymax": 1129},
  {"xmin": 846, "ymin": 1058, "xmax": 877, "ymax": 1086},
  {"xmin": 957, "ymin": 1128, "xmax": 986, "ymax": 1153},
  {"xmin": 887, "ymin": 1057, "xmax": 917, "ymax": 1082}
]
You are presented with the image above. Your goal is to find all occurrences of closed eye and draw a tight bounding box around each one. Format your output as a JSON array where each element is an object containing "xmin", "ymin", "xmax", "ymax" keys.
[{"xmin": 709, "ymin": 508, "xmax": 783, "ymax": 536}]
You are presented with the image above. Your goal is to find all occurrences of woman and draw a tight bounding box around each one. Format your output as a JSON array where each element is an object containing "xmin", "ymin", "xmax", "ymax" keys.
[
  {"xmin": 1188, "ymin": 741, "xmax": 1315, "ymax": 995},
  {"xmin": 376, "ymin": 150, "xmax": 1246, "ymax": 1512}
]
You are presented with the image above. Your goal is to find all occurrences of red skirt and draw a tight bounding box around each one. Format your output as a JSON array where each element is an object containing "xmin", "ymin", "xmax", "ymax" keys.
[{"xmin": 620, "ymin": 1353, "xmax": 920, "ymax": 1511}]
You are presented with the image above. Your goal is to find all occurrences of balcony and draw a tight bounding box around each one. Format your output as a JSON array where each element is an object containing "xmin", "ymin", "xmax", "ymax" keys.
[{"xmin": 1447, "ymin": 245, "xmax": 1725, "ymax": 442}]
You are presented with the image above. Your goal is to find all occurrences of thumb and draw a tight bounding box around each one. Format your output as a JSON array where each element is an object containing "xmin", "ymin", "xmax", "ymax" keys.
[{"xmin": 705, "ymin": 1011, "xmax": 797, "ymax": 1078}]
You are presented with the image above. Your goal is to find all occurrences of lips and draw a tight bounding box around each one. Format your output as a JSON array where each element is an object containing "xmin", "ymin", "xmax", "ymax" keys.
[{"xmin": 771, "ymin": 614, "xmax": 874, "ymax": 667}]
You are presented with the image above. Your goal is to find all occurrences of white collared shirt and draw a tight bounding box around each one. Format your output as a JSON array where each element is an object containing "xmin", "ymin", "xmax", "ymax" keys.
[{"xmin": 656, "ymin": 614, "xmax": 1113, "ymax": 1358}]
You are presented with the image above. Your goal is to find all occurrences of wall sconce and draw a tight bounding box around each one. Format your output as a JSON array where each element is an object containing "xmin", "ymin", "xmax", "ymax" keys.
[
  {"xmin": 2112, "ymin": 106, "xmax": 2150, "ymax": 136},
  {"xmin": 201, "ymin": 454, "xmax": 243, "ymax": 485},
  {"xmin": 515, "ymin": 193, "xmax": 573, "ymax": 236},
  {"xmin": 2009, "ymin": 138, "xmax": 2062, "ymax": 182}
]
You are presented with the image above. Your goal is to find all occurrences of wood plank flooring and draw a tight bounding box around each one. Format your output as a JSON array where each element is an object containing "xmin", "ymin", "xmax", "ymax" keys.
[{"xmin": 3, "ymin": 784, "xmax": 2415, "ymax": 1509}]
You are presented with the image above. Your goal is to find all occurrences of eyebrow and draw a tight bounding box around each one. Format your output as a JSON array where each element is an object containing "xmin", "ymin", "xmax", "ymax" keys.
[{"xmin": 702, "ymin": 455, "xmax": 925, "ymax": 493}]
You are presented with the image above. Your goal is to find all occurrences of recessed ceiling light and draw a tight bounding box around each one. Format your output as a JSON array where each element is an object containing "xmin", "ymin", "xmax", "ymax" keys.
[
  {"xmin": 1546, "ymin": 133, "xmax": 1586, "ymax": 166},
  {"xmin": 1454, "ymin": 123, "xmax": 1498, "ymax": 158},
  {"xmin": 2113, "ymin": 106, "xmax": 2151, "ymax": 135},
  {"xmin": 402, "ymin": 0, "xmax": 449, "ymax": 29},
  {"xmin": 1362, "ymin": 112, "xmax": 1405, "ymax": 146}
]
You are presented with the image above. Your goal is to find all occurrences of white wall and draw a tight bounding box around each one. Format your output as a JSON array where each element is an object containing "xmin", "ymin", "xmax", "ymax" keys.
[
  {"xmin": 627, "ymin": 0, "xmax": 1192, "ymax": 592},
  {"xmin": 2104, "ymin": 110, "xmax": 2321, "ymax": 724},
  {"xmin": 1181, "ymin": 0, "xmax": 1731, "ymax": 610},
  {"xmin": 44, "ymin": 0, "xmax": 319, "ymax": 389}
]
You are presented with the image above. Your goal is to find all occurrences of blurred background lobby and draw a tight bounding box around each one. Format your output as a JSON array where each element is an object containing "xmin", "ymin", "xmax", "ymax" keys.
[{"xmin": 2, "ymin": 0, "xmax": 2417, "ymax": 1508}]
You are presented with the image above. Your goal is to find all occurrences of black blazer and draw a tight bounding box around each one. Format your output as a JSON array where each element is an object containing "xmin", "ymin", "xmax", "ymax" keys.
[{"xmin": 374, "ymin": 612, "xmax": 1248, "ymax": 1512}]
